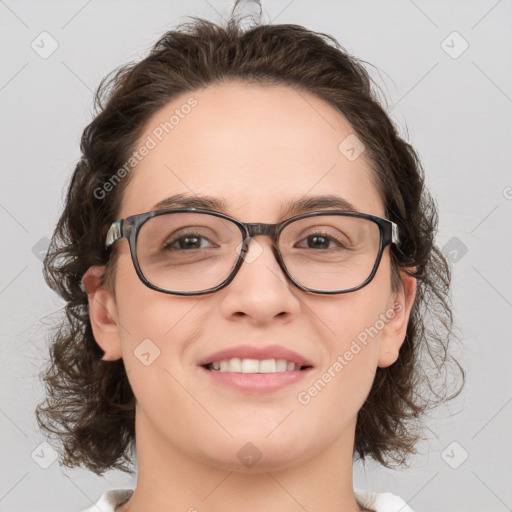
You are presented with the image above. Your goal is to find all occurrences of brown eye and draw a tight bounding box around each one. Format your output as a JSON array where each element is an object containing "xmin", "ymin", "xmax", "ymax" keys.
[
  {"xmin": 164, "ymin": 233, "xmax": 215, "ymax": 251},
  {"xmin": 295, "ymin": 233, "xmax": 345, "ymax": 250}
]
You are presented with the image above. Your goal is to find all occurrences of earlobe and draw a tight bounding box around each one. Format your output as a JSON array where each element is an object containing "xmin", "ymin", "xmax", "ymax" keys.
[
  {"xmin": 377, "ymin": 270, "xmax": 417, "ymax": 368},
  {"xmin": 82, "ymin": 266, "xmax": 123, "ymax": 361}
]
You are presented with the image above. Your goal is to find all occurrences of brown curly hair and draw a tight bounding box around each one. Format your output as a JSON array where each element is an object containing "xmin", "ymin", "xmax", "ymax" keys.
[{"xmin": 36, "ymin": 15, "xmax": 464, "ymax": 476}]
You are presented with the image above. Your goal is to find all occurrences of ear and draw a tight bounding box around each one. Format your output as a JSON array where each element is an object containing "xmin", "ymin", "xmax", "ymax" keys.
[
  {"xmin": 82, "ymin": 266, "xmax": 123, "ymax": 361},
  {"xmin": 377, "ymin": 270, "xmax": 417, "ymax": 368}
]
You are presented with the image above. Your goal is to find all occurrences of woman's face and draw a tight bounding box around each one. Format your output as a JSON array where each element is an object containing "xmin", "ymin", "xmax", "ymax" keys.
[{"xmin": 92, "ymin": 82, "xmax": 411, "ymax": 472}]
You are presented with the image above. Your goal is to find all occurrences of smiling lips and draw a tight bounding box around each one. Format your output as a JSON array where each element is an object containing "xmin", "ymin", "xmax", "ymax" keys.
[
  {"xmin": 199, "ymin": 344, "xmax": 313, "ymax": 373},
  {"xmin": 198, "ymin": 344, "xmax": 313, "ymax": 392}
]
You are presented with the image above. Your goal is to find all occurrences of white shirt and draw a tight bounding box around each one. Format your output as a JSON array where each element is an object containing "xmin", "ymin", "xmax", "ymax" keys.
[{"xmin": 81, "ymin": 489, "xmax": 415, "ymax": 512}]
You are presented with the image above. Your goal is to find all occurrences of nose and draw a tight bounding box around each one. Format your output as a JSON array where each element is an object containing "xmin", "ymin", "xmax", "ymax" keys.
[{"xmin": 218, "ymin": 237, "xmax": 302, "ymax": 325}]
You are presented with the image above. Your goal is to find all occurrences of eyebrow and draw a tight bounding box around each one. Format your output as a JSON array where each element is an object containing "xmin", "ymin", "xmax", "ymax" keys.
[{"xmin": 153, "ymin": 193, "xmax": 360, "ymax": 217}]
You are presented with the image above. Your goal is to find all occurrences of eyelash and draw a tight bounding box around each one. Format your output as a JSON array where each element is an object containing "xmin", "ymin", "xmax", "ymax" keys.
[{"xmin": 295, "ymin": 231, "xmax": 346, "ymax": 249}]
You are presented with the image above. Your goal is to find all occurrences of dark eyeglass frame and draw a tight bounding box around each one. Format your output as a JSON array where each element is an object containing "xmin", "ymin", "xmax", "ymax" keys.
[{"xmin": 105, "ymin": 208, "xmax": 399, "ymax": 296}]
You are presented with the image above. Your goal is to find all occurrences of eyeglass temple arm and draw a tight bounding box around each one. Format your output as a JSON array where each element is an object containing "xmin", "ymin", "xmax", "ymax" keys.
[
  {"xmin": 105, "ymin": 220, "xmax": 124, "ymax": 249},
  {"xmin": 391, "ymin": 222, "xmax": 399, "ymax": 245}
]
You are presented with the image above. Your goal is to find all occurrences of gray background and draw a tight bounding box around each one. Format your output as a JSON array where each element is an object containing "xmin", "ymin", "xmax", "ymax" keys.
[{"xmin": 1, "ymin": 1, "xmax": 511, "ymax": 511}]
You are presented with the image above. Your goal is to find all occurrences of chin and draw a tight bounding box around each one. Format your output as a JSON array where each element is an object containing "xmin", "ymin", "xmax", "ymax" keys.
[{"xmin": 198, "ymin": 434, "xmax": 311, "ymax": 474}]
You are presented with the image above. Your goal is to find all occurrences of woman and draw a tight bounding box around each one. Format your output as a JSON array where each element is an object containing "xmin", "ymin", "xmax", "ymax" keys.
[{"xmin": 37, "ymin": 9, "xmax": 463, "ymax": 512}]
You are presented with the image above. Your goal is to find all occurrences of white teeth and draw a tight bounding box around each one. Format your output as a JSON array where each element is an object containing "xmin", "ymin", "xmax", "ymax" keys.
[
  {"xmin": 208, "ymin": 358, "xmax": 303, "ymax": 373},
  {"xmin": 276, "ymin": 359, "xmax": 288, "ymax": 372},
  {"xmin": 241, "ymin": 359, "xmax": 260, "ymax": 373},
  {"xmin": 260, "ymin": 359, "xmax": 277, "ymax": 373},
  {"xmin": 230, "ymin": 357, "xmax": 242, "ymax": 372}
]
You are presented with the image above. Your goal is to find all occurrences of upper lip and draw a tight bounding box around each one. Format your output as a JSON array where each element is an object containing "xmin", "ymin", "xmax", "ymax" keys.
[{"xmin": 198, "ymin": 344, "xmax": 313, "ymax": 368}]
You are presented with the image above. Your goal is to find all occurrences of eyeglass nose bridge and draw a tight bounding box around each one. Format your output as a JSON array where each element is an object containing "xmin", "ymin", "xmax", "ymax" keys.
[
  {"xmin": 244, "ymin": 222, "xmax": 279, "ymax": 239},
  {"xmin": 236, "ymin": 222, "xmax": 288, "ymax": 280}
]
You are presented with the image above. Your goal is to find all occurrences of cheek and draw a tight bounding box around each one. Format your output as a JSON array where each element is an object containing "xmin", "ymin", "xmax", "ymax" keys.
[
  {"xmin": 113, "ymin": 252, "xmax": 202, "ymax": 341},
  {"xmin": 112, "ymin": 254, "xmax": 201, "ymax": 394},
  {"xmin": 298, "ymin": 258, "xmax": 394, "ymax": 414},
  {"xmin": 308, "ymin": 271, "xmax": 392, "ymax": 362},
  {"xmin": 301, "ymin": 295, "xmax": 382, "ymax": 401}
]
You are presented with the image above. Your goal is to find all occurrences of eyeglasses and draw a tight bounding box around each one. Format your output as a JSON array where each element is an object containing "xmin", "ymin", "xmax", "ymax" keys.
[{"xmin": 105, "ymin": 208, "xmax": 399, "ymax": 295}]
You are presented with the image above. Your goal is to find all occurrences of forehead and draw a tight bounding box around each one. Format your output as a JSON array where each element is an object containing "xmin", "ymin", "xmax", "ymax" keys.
[{"xmin": 120, "ymin": 82, "xmax": 384, "ymax": 220}]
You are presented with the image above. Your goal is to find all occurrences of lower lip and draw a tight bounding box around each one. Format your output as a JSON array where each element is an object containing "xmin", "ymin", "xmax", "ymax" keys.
[{"xmin": 199, "ymin": 366, "xmax": 313, "ymax": 393}]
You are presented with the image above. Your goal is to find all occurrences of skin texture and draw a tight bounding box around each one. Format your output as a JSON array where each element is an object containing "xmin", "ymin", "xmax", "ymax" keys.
[{"xmin": 83, "ymin": 82, "xmax": 416, "ymax": 512}]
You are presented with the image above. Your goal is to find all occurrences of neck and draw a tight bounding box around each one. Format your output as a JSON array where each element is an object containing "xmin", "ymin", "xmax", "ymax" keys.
[{"xmin": 118, "ymin": 412, "xmax": 366, "ymax": 512}]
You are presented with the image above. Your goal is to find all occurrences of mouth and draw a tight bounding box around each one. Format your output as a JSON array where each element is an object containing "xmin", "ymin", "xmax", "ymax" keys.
[{"xmin": 197, "ymin": 345, "xmax": 314, "ymax": 393}]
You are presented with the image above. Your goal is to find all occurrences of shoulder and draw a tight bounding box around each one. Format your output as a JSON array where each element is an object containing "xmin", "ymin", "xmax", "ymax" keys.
[
  {"xmin": 80, "ymin": 489, "xmax": 133, "ymax": 512},
  {"xmin": 354, "ymin": 489, "xmax": 415, "ymax": 512}
]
